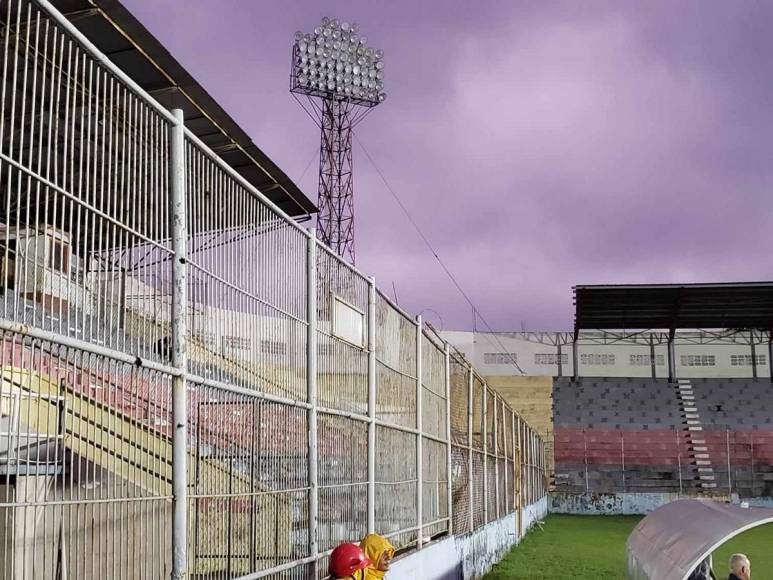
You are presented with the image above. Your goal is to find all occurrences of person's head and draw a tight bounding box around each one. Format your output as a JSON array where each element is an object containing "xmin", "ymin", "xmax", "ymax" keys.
[
  {"xmin": 729, "ymin": 553, "xmax": 751, "ymax": 580},
  {"xmin": 360, "ymin": 534, "xmax": 395, "ymax": 575},
  {"xmin": 329, "ymin": 543, "xmax": 372, "ymax": 579}
]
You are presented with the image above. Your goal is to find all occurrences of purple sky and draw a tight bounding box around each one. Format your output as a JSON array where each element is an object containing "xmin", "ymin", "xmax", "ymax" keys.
[{"xmin": 122, "ymin": 0, "xmax": 773, "ymax": 331}]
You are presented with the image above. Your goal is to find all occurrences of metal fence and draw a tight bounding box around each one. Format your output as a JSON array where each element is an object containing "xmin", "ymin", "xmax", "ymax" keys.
[{"xmin": 0, "ymin": 0, "xmax": 547, "ymax": 578}]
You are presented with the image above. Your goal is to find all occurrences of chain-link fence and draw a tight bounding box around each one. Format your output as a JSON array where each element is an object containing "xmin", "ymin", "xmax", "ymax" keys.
[{"xmin": 0, "ymin": 0, "xmax": 547, "ymax": 577}]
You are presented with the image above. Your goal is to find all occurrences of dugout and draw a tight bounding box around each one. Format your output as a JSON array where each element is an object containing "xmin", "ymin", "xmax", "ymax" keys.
[{"xmin": 626, "ymin": 498, "xmax": 773, "ymax": 580}]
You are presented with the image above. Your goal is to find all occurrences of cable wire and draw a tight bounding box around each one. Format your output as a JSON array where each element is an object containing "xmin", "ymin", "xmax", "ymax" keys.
[{"xmin": 354, "ymin": 134, "xmax": 525, "ymax": 375}]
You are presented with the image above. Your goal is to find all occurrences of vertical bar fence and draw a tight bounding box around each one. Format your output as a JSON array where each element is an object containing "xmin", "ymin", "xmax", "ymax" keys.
[{"xmin": 0, "ymin": 1, "xmax": 549, "ymax": 578}]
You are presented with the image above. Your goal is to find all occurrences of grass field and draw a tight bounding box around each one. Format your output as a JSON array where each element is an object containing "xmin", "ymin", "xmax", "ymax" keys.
[{"xmin": 484, "ymin": 514, "xmax": 773, "ymax": 579}]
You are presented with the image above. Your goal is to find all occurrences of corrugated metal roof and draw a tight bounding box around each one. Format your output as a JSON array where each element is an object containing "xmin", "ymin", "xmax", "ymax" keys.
[
  {"xmin": 574, "ymin": 282, "xmax": 773, "ymax": 331},
  {"xmin": 51, "ymin": 0, "xmax": 317, "ymax": 219}
]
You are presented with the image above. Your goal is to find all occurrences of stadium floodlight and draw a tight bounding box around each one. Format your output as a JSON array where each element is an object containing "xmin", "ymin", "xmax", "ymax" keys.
[
  {"xmin": 291, "ymin": 17, "xmax": 385, "ymax": 107},
  {"xmin": 289, "ymin": 17, "xmax": 386, "ymax": 264}
]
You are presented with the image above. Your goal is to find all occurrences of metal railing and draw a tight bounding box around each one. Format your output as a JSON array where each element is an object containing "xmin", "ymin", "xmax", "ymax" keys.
[{"xmin": 0, "ymin": 0, "xmax": 548, "ymax": 578}]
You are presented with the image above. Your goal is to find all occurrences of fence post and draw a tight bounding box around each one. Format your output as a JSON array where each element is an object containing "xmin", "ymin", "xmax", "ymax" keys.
[
  {"xmin": 170, "ymin": 108, "xmax": 189, "ymax": 580},
  {"xmin": 726, "ymin": 428, "xmax": 732, "ymax": 495},
  {"xmin": 516, "ymin": 414, "xmax": 522, "ymax": 538},
  {"xmin": 367, "ymin": 277, "xmax": 377, "ymax": 533},
  {"xmin": 444, "ymin": 342, "xmax": 453, "ymax": 535},
  {"xmin": 416, "ymin": 315, "xmax": 423, "ymax": 547},
  {"xmin": 467, "ymin": 366, "xmax": 474, "ymax": 532},
  {"xmin": 493, "ymin": 394, "xmax": 500, "ymax": 518},
  {"xmin": 503, "ymin": 401, "xmax": 508, "ymax": 514},
  {"xmin": 307, "ymin": 229, "xmax": 319, "ymax": 574},
  {"xmin": 482, "ymin": 385, "xmax": 488, "ymax": 523}
]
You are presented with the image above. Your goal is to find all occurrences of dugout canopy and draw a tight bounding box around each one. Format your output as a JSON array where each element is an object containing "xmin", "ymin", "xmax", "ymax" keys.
[{"xmin": 627, "ymin": 499, "xmax": 773, "ymax": 580}]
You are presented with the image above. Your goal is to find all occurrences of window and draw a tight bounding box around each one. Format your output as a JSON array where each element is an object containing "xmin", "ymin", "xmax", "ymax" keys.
[
  {"xmin": 194, "ymin": 332, "xmax": 218, "ymax": 349},
  {"xmin": 730, "ymin": 354, "xmax": 767, "ymax": 366},
  {"xmin": 260, "ymin": 339, "xmax": 286, "ymax": 355},
  {"xmin": 48, "ymin": 238, "xmax": 70, "ymax": 273},
  {"xmin": 534, "ymin": 353, "xmax": 568, "ymax": 365},
  {"xmin": 222, "ymin": 335, "xmax": 251, "ymax": 351},
  {"xmin": 484, "ymin": 352, "xmax": 516, "ymax": 365},
  {"xmin": 680, "ymin": 354, "xmax": 716, "ymax": 367},
  {"xmin": 629, "ymin": 354, "xmax": 665, "ymax": 366},
  {"xmin": 580, "ymin": 353, "xmax": 615, "ymax": 365}
]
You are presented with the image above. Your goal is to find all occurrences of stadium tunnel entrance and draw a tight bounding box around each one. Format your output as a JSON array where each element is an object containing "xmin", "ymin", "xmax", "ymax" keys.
[{"xmin": 626, "ymin": 498, "xmax": 773, "ymax": 580}]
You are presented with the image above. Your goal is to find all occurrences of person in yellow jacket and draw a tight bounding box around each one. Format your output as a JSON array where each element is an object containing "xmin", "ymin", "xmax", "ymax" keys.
[{"xmin": 360, "ymin": 534, "xmax": 395, "ymax": 579}]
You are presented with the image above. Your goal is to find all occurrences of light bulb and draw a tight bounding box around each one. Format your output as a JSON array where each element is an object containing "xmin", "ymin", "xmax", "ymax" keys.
[
  {"xmin": 295, "ymin": 31, "xmax": 303, "ymax": 41},
  {"xmin": 353, "ymin": 77, "xmax": 361, "ymax": 86},
  {"xmin": 298, "ymin": 75, "xmax": 308, "ymax": 86},
  {"xmin": 353, "ymin": 64, "xmax": 361, "ymax": 75},
  {"xmin": 336, "ymin": 62, "xmax": 344, "ymax": 72},
  {"xmin": 344, "ymin": 64, "xmax": 352, "ymax": 74},
  {"xmin": 341, "ymin": 21, "xmax": 350, "ymax": 32},
  {"xmin": 375, "ymin": 49, "xmax": 384, "ymax": 59},
  {"xmin": 378, "ymin": 92, "xmax": 386, "ymax": 101},
  {"xmin": 360, "ymin": 35, "xmax": 368, "ymax": 45},
  {"xmin": 333, "ymin": 40, "xmax": 341, "ymax": 50},
  {"xmin": 331, "ymin": 18, "xmax": 340, "ymax": 27},
  {"xmin": 314, "ymin": 26, "xmax": 322, "ymax": 35},
  {"xmin": 376, "ymin": 71, "xmax": 384, "ymax": 80},
  {"xmin": 327, "ymin": 81, "xmax": 335, "ymax": 90},
  {"xmin": 321, "ymin": 16, "xmax": 330, "ymax": 26},
  {"xmin": 344, "ymin": 86, "xmax": 352, "ymax": 95},
  {"xmin": 343, "ymin": 75, "xmax": 352, "ymax": 85},
  {"xmin": 375, "ymin": 61, "xmax": 384, "ymax": 70},
  {"xmin": 350, "ymin": 34, "xmax": 359, "ymax": 44},
  {"xmin": 333, "ymin": 29, "xmax": 341, "ymax": 40}
]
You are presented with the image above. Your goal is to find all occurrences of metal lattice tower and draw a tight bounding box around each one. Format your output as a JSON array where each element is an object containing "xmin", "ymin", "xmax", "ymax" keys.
[
  {"xmin": 290, "ymin": 17, "xmax": 386, "ymax": 264},
  {"xmin": 317, "ymin": 99, "xmax": 356, "ymax": 262}
]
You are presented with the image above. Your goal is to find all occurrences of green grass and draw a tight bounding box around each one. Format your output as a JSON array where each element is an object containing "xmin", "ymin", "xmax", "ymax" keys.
[{"xmin": 484, "ymin": 514, "xmax": 773, "ymax": 580}]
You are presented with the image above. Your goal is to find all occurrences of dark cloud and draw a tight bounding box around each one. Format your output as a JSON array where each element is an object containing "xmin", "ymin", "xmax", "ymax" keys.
[{"xmin": 122, "ymin": 0, "xmax": 773, "ymax": 330}]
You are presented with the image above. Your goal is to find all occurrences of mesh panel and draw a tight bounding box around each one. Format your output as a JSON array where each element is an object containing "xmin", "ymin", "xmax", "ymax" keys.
[
  {"xmin": 471, "ymin": 377, "xmax": 484, "ymax": 450},
  {"xmin": 472, "ymin": 451, "xmax": 485, "ymax": 529},
  {"xmin": 422, "ymin": 437, "xmax": 449, "ymax": 537},
  {"xmin": 316, "ymin": 247, "xmax": 368, "ymax": 415},
  {"xmin": 450, "ymin": 358, "xmax": 468, "ymax": 445},
  {"xmin": 375, "ymin": 425, "xmax": 417, "ymax": 549},
  {"xmin": 451, "ymin": 445, "xmax": 470, "ymax": 534},
  {"xmin": 187, "ymin": 387, "xmax": 310, "ymax": 575},
  {"xmin": 486, "ymin": 454, "xmax": 497, "ymax": 522},
  {"xmin": 317, "ymin": 413, "xmax": 367, "ymax": 552}
]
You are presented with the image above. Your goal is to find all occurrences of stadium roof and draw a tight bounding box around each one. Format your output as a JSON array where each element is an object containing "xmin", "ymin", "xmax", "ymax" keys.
[
  {"xmin": 627, "ymin": 498, "xmax": 773, "ymax": 580},
  {"xmin": 574, "ymin": 282, "xmax": 773, "ymax": 332},
  {"xmin": 53, "ymin": 0, "xmax": 317, "ymax": 219}
]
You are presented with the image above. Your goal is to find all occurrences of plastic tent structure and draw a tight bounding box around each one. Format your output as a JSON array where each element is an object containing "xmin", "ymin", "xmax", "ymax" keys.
[{"xmin": 627, "ymin": 498, "xmax": 773, "ymax": 580}]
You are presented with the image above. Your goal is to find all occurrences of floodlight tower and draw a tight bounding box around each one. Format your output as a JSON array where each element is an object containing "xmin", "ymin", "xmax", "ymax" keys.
[{"xmin": 291, "ymin": 17, "xmax": 386, "ymax": 264}]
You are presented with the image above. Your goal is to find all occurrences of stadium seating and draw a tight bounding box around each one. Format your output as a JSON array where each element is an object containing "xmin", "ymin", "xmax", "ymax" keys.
[{"xmin": 553, "ymin": 376, "xmax": 773, "ymax": 497}]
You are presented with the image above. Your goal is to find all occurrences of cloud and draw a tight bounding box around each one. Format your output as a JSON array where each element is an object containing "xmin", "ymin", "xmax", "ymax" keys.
[{"xmin": 121, "ymin": 0, "xmax": 773, "ymax": 330}]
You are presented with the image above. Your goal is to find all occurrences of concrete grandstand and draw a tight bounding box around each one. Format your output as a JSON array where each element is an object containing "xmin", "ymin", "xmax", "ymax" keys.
[{"xmin": 443, "ymin": 282, "xmax": 773, "ymax": 512}]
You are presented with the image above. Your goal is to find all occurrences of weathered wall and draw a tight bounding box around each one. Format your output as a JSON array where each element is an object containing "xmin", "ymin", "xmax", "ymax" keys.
[
  {"xmin": 549, "ymin": 492, "xmax": 731, "ymax": 515},
  {"xmin": 485, "ymin": 375, "xmax": 554, "ymax": 477},
  {"xmin": 389, "ymin": 497, "xmax": 548, "ymax": 580}
]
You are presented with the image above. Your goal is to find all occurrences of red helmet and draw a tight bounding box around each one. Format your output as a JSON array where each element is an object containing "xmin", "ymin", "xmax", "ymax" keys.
[{"xmin": 329, "ymin": 543, "xmax": 373, "ymax": 578}]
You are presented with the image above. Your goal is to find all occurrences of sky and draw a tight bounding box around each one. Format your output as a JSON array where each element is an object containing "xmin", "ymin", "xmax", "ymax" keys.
[{"xmin": 121, "ymin": 0, "xmax": 773, "ymax": 332}]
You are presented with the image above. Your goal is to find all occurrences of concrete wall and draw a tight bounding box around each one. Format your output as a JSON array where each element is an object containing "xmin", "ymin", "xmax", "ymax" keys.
[
  {"xmin": 549, "ymin": 492, "xmax": 731, "ymax": 515},
  {"xmin": 390, "ymin": 497, "xmax": 548, "ymax": 580}
]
